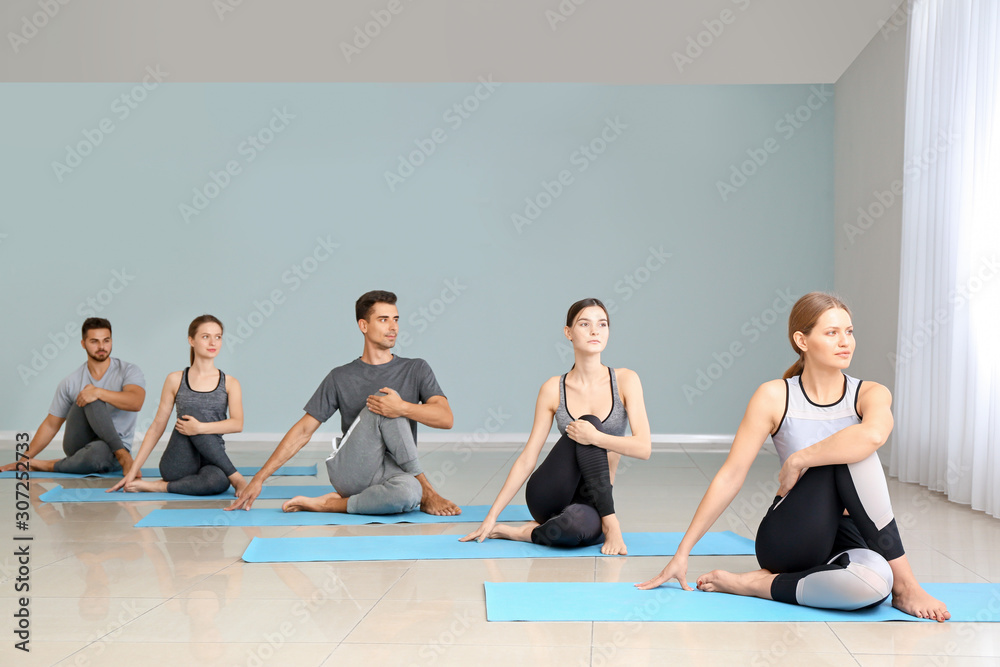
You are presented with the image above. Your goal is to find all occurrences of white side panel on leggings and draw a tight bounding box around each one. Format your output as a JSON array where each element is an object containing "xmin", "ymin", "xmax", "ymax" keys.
[
  {"xmin": 795, "ymin": 548, "xmax": 894, "ymax": 610},
  {"xmin": 848, "ymin": 453, "xmax": 894, "ymax": 530}
]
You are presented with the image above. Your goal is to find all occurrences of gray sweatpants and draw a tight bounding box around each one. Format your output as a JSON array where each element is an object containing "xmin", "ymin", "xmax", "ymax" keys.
[
  {"xmin": 326, "ymin": 407, "xmax": 423, "ymax": 515},
  {"xmin": 53, "ymin": 402, "xmax": 126, "ymax": 474}
]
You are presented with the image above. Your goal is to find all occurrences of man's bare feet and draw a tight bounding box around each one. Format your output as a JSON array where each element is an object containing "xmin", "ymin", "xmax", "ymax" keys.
[
  {"xmin": 600, "ymin": 515, "xmax": 628, "ymax": 555},
  {"xmin": 697, "ymin": 568, "xmax": 775, "ymax": 599},
  {"xmin": 421, "ymin": 492, "xmax": 462, "ymax": 516},
  {"xmin": 892, "ymin": 580, "xmax": 951, "ymax": 621},
  {"xmin": 488, "ymin": 522, "xmax": 538, "ymax": 542},
  {"xmin": 124, "ymin": 478, "xmax": 169, "ymax": 493},
  {"xmin": 282, "ymin": 492, "xmax": 347, "ymax": 513},
  {"xmin": 114, "ymin": 451, "xmax": 140, "ymax": 479},
  {"xmin": 229, "ymin": 472, "xmax": 249, "ymax": 496},
  {"xmin": 22, "ymin": 458, "xmax": 57, "ymax": 473}
]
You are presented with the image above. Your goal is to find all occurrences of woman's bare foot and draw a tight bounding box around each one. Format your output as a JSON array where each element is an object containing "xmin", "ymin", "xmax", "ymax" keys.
[
  {"xmin": 282, "ymin": 491, "xmax": 346, "ymax": 513},
  {"xmin": 600, "ymin": 514, "xmax": 628, "ymax": 555},
  {"xmin": 697, "ymin": 568, "xmax": 775, "ymax": 599},
  {"xmin": 892, "ymin": 580, "xmax": 951, "ymax": 621},
  {"xmin": 489, "ymin": 521, "xmax": 538, "ymax": 542},
  {"xmin": 124, "ymin": 478, "xmax": 169, "ymax": 493}
]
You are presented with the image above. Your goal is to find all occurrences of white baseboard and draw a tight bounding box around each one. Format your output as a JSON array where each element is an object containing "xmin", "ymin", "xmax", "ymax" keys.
[{"xmin": 1, "ymin": 430, "xmax": 736, "ymax": 449}]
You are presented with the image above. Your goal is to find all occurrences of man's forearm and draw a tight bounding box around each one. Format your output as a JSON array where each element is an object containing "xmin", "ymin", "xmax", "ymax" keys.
[
  {"xmin": 23, "ymin": 422, "xmax": 58, "ymax": 459},
  {"xmin": 402, "ymin": 402, "xmax": 453, "ymax": 429},
  {"xmin": 253, "ymin": 428, "xmax": 311, "ymax": 483},
  {"xmin": 95, "ymin": 387, "xmax": 144, "ymax": 412}
]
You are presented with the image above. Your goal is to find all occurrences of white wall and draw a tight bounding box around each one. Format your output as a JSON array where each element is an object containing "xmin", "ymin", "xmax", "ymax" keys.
[{"xmin": 833, "ymin": 20, "xmax": 908, "ymax": 457}]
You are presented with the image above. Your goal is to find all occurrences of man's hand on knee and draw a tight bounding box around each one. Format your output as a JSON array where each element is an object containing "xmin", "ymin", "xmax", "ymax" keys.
[
  {"xmin": 366, "ymin": 388, "xmax": 409, "ymax": 419},
  {"xmin": 76, "ymin": 384, "xmax": 103, "ymax": 407}
]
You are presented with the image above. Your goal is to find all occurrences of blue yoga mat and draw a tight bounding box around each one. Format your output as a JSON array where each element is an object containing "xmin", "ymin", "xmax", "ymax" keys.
[
  {"xmin": 0, "ymin": 465, "xmax": 316, "ymax": 479},
  {"xmin": 40, "ymin": 484, "xmax": 325, "ymax": 503},
  {"xmin": 484, "ymin": 582, "xmax": 1000, "ymax": 622},
  {"xmin": 135, "ymin": 505, "xmax": 532, "ymax": 527},
  {"xmin": 241, "ymin": 531, "xmax": 755, "ymax": 563}
]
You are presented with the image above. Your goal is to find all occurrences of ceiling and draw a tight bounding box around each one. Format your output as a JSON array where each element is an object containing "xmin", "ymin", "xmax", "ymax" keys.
[{"xmin": 1, "ymin": 0, "xmax": 904, "ymax": 83}]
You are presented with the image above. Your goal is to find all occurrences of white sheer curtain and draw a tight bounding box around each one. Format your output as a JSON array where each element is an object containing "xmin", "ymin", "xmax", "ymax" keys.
[{"xmin": 890, "ymin": 0, "xmax": 1000, "ymax": 517}]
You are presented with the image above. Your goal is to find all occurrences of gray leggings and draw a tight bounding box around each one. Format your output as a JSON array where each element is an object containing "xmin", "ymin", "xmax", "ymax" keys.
[
  {"xmin": 52, "ymin": 402, "xmax": 126, "ymax": 474},
  {"xmin": 159, "ymin": 430, "xmax": 237, "ymax": 496},
  {"xmin": 325, "ymin": 407, "xmax": 423, "ymax": 515}
]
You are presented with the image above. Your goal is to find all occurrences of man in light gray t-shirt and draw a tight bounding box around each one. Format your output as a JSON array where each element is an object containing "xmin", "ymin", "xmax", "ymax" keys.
[
  {"xmin": 229, "ymin": 290, "xmax": 461, "ymax": 516},
  {"xmin": 1, "ymin": 318, "xmax": 146, "ymax": 476}
]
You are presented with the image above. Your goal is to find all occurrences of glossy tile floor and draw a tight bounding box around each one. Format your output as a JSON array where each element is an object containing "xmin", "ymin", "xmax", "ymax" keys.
[{"xmin": 2, "ymin": 439, "xmax": 999, "ymax": 666}]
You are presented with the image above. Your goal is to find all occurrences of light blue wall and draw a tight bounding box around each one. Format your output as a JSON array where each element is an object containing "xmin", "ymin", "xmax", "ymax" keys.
[{"xmin": 1, "ymin": 83, "xmax": 834, "ymax": 437}]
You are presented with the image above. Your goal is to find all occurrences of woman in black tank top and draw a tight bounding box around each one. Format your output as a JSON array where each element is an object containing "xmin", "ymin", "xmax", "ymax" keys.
[
  {"xmin": 637, "ymin": 293, "xmax": 949, "ymax": 621},
  {"xmin": 462, "ymin": 299, "xmax": 652, "ymax": 554},
  {"xmin": 109, "ymin": 315, "xmax": 247, "ymax": 496}
]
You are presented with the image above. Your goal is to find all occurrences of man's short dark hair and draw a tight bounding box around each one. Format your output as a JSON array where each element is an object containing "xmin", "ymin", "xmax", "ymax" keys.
[
  {"xmin": 82, "ymin": 318, "xmax": 112, "ymax": 339},
  {"xmin": 356, "ymin": 290, "xmax": 397, "ymax": 322}
]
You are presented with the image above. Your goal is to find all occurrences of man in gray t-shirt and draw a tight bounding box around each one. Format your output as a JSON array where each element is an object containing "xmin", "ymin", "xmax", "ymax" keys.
[
  {"xmin": 228, "ymin": 290, "xmax": 461, "ymax": 516},
  {"xmin": 1, "ymin": 318, "xmax": 146, "ymax": 476}
]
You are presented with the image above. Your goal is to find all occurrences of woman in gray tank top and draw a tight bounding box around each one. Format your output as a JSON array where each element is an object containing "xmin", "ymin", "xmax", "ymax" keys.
[
  {"xmin": 638, "ymin": 293, "xmax": 949, "ymax": 621},
  {"xmin": 462, "ymin": 299, "xmax": 652, "ymax": 554},
  {"xmin": 109, "ymin": 315, "xmax": 247, "ymax": 496}
]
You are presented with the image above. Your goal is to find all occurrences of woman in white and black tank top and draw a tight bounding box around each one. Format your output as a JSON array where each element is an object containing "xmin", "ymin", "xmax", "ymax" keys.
[
  {"xmin": 110, "ymin": 315, "xmax": 248, "ymax": 496},
  {"xmin": 462, "ymin": 299, "xmax": 652, "ymax": 555},
  {"xmin": 638, "ymin": 293, "xmax": 949, "ymax": 621}
]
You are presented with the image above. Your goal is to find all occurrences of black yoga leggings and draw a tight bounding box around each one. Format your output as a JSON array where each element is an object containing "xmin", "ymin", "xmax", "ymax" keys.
[
  {"xmin": 524, "ymin": 414, "xmax": 615, "ymax": 547},
  {"xmin": 158, "ymin": 430, "xmax": 237, "ymax": 496},
  {"xmin": 756, "ymin": 453, "xmax": 904, "ymax": 610}
]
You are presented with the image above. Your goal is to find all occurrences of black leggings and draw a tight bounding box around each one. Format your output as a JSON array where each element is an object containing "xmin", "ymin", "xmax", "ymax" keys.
[
  {"xmin": 158, "ymin": 430, "xmax": 237, "ymax": 496},
  {"xmin": 524, "ymin": 414, "xmax": 615, "ymax": 547},
  {"xmin": 756, "ymin": 453, "xmax": 904, "ymax": 610}
]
